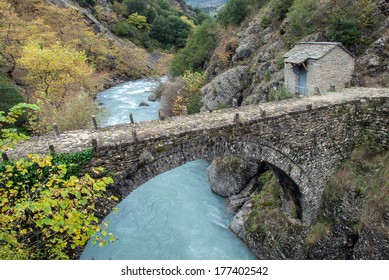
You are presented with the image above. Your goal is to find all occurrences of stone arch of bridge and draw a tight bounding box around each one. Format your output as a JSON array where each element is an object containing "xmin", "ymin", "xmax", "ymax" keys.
[{"xmin": 119, "ymin": 140, "xmax": 317, "ymax": 224}]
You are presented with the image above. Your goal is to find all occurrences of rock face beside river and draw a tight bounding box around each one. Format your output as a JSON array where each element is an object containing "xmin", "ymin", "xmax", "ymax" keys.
[
  {"xmin": 201, "ymin": 1, "xmax": 389, "ymax": 111},
  {"xmin": 208, "ymin": 146, "xmax": 389, "ymax": 259}
]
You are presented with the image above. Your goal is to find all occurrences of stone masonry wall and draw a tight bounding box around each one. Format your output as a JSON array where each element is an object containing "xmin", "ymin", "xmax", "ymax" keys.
[
  {"xmin": 6, "ymin": 89, "xmax": 389, "ymax": 225},
  {"xmin": 308, "ymin": 46, "xmax": 355, "ymax": 94},
  {"xmin": 284, "ymin": 46, "xmax": 355, "ymax": 95}
]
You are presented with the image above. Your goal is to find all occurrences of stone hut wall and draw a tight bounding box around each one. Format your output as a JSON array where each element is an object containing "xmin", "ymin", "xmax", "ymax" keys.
[
  {"xmin": 308, "ymin": 46, "xmax": 354, "ymax": 93},
  {"xmin": 284, "ymin": 46, "xmax": 355, "ymax": 95}
]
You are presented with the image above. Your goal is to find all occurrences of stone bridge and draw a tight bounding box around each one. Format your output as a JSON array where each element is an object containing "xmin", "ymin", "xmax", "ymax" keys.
[{"xmin": 6, "ymin": 88, "xmax": 389, "ymax": 225}]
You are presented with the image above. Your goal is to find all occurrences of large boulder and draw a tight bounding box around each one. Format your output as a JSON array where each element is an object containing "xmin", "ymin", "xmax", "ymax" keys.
[
  {"xmin": 139, "ymin": 100, "xmax": 149, "ymax": 107},
  {"xmin": 207, "ymin": 156, "xmax": 260, "ymax": 197},
  {"xmin": 200, "ymin": 66, "xmax": 251, "ymax": 112}
]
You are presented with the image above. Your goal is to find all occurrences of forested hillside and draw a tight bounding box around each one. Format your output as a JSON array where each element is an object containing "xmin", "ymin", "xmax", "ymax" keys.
[
  {"xmin": 161, "ymin": 0, "xmax": 389, "ymax": 116},
  {"xmin": 0, "ymin": 0, "xmax": 204, "ymax": 133}
]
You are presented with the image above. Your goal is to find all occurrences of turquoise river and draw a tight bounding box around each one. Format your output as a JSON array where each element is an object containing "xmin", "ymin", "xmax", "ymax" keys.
[{"xmin": 80, "ymin": 78, "xmax": 256, "ymax": 260}]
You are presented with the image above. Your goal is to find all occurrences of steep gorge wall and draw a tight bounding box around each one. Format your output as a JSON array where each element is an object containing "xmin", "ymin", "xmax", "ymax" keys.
[{"xmin": 201, "ymin": 1, "xmax": 389, "ymax": 111}]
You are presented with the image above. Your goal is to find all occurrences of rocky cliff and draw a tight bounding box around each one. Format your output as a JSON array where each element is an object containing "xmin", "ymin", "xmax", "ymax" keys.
[
  {"xmin": 208, "ymin": 141, "xmax": 389, "ymax": 259},
  {"xmin": 200, "ymin": 1, "xmax": 389, "ymax": 111}
]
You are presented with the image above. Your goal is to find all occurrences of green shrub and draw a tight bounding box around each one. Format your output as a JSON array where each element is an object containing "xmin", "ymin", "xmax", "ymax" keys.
[
  {"xmin": 75, "ymin": 0, "xmax": 96, "ymax": 8},
  {"xmin": 187, "ymin": 94, "xmax": 202, "ymax": 115},
  {"xmin": 171, "ymin": 19, "xmax": 217, "ymax": 76},
  {"xmin": 271, "ymin": 0, "xmax": 294, "ymax": 20},
  {"xmin": 261, "ymin": 15, "xmax": 272, "ymax": 28},
  {"xmin": 269, "ymin": 86, "xmax": 294, "ymax": 101},
  {"xmin": 112, "ymin": 20, "xmax": 138, "ymax": 38},
  {"xmin": 285, "ymin": 0, "xmax": 320, "ymax": 44},
  {"xmin": 150, "ymin": 15, "xmax": 192, "ymax": 49},
  {"xmin": 218, "ymin": 0, "xmax": 251, "ymax": 26},
  {"xmin": 327, "ymin": 18, "xmax": 361, "ymax": 47},
  {"xmin": 124, "ymin": 0, "xmax": 147, "ymax": 16},
  {"xmin": 51, "ymin": 148, "xmax": 94, "ymax": 178},
  {"xmin": 0, "ymin": 153, "xmax": 115, "ymax": 260},
  {"xmin": 325, "ymin": 0, "xmax": 377, "ymax": 50}
]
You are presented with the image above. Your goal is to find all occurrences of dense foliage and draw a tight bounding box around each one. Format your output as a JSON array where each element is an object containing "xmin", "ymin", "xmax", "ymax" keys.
[
  {"xmin": 171, "ymin": 19, "xmax": 218, "ymax": 76},
  {"xmin": 217, "ymin": 0, "xmax": 251, "ymax": 26},
  {"xmin": 0, "ymin": 103, "xmax": 39, "ymax": 152},
  {"xmin": 109, "ymin": 0, "xmax": 204, "ymax": 50},
  {"xmin": 0, "ymin": 105, "xmax": 115, "ymax": 260},
  {"xmin": 0, "ymin": 154, "xmax": 115, "ymax": 260},
  {"xmin": 215, "ymin": 0, "xmax": 379, "ymax": 51},
  {"xmin": 159, "ymin": 71, "xmax": 206, "ymax": 117},
  {"xmin": 283, "ymin": 0, "xmax": 378, "ymax": 50},
  {"xmin": 0, "ymin": 73, "xmax": 24, "ymax": 113},
  {"xmin": 0, "ymin": 0, "xmax": 148, "ymax": 133}
]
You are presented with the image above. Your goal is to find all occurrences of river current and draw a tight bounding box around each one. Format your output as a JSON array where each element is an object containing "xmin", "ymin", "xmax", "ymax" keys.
[{"xmin": 80, "ymin": 78, "xmax": 256, "ymax": 260}]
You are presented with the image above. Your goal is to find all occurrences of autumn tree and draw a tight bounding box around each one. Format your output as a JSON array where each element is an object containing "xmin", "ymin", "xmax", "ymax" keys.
[
  {"xmin": 17, "ymin": 42, "xmax": 93, "ymax": 107},
  {"xmin": 128, "ymin": 13, "xmax": 150, "ymax": 31}
]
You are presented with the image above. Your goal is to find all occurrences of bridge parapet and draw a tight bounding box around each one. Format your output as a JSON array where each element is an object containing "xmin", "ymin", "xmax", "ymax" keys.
[{"xmin": 5, "ymin": 88, "xmax": 389, "ymax": 225}]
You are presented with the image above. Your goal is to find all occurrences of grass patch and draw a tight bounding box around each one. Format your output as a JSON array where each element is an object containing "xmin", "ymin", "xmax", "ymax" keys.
[
  {"xmin": 322, "ymin": 129, "xmax": 388, "ymax": 236},
  {"xmin": 269, "ymin": 86, "xmax": 294, "ymax": 101},
  {"xmin": 214, "ymin": 156, "xmax": 245, "ymax": 174},
  {"xmin": 246, "ymin": 171, "xmax": 283, "ymax": 234},
  {"xmin": 305, "ymin": 219, "xmax": 333, "ymax": 245}
]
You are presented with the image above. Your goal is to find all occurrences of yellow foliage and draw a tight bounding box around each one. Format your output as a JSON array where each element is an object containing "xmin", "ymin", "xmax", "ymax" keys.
[
  {"xmin": 128, "ymin": 13, "xmax": 150, "ymax": 31},
  {"xmin": 183, "ymin": 70, "xmax": 206, "ymax": 95},
  {"xmin": 114, "ymin": 45, "xmax": 148, "ymax": 78},
  {"xmin": 180, "ymin": 15, "xmax": 196, "ymax": 30},
  {"xmin": 172, "ymin": 95, "xmax": 188, "ymax": 116},
  {"xmin": 214, "ymin": 28, "xmax": 239, "ymax": 68},
  {"xmin": 0, "ymin": 152, "xmax": 115, "ymax": 259},
  {"xmin": 17, "ymin": 42, "xmax": 93, "ymax": 106}
]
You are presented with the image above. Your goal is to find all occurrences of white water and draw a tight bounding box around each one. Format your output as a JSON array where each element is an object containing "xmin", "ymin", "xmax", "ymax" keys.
[{"xmin": 81, "ymin": 78, "xmax": 256, "ymax": 260}]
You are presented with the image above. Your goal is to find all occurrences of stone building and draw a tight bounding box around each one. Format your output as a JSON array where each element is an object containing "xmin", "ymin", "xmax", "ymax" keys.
[{"xmin": 283, "ymin": 42, "xmax": 355, "ymax": 96}]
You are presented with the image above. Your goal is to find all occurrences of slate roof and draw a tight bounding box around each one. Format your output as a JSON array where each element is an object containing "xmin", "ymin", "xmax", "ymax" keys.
[{"xmin": 283, "ymin": 42, "xmax": 353, "ymax": 64}]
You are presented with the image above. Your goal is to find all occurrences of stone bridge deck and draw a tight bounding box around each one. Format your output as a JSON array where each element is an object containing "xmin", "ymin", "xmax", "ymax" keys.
[
  {"xmin": 6, "ymin": 88, "xmax": 389, "ymax": 159},
  {"xmin": 4, "ymin": 87, "xmax": 389, "ymax": 224}
]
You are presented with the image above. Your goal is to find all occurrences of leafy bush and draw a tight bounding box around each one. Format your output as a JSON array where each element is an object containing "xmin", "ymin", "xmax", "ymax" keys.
[
  {"xmin": 327, "ymin": 18, "xmax": 362, "ymax": 48},
  {"xmin": 112, "ymin": 20, "xmax": 138, "ymax": 37},
  {"xmin": 0, "ymin": 103, "xmax": 39, "ymax": 152},
  {"xmin": 261, "ymin": 14, "xmax": 272, "ymax": 28},
  {"xmin": 285, "ymin": 0, "xmax": 320, "ymax": 44},
  {"xmin": 183, "ymin": 71, "xmax": 206, "ymax": 115},
  {"xmin": 218, "ymin": 0, "xmax": 251, "ymax": 26},
  {"xmin": 51, "ymin": 149, "xmax": 93, "ymax": 178},
  {"xmin": 171, "ymin": 19, "xmax": 217, "ymax": 76},
  {"xmin": 123, "ymin": 0, "xmax": 147, "ymax": 16},
  {"xmin": 0, "ymin": 153, "xmax": 115, "ymax": 259},
  {"xmin": 187, "ymin": 94, "xmax": 203, "ymax": 115},
  {"xmin": 0, "ymin": 106, "xmax": 116, "ymax": 260},
  {"xmin": 325, "ymin": 0, "xmax": 377, "ymax": 49},
  {"xmin": 271, "ymin": 0, "xmax": 294, "ymax": 20},
  {"xmin": 75, "ymin": 0, "xmax": 96, "ymax": 8},
  {"xmin": 150, "ymin": 15, "xmax": 192, "ymax": 49}
]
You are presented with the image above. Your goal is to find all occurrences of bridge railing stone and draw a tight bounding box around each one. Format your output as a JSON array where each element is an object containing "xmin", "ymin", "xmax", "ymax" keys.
[
  {"xmin": 92, "ymin": 115, "xmax": 98, "ymax": 130},
  {"xmin": 53, "ymin": 123, "xmax": 60, "ymax": 137}
]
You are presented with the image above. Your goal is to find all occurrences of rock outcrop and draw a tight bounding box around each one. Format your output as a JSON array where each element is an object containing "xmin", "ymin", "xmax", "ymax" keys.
[
  {"xmin": 201, "ymin": 66, "xmax": 251, "ymax": 111},
  {"xmin": 207, "ymin": 156, "xmax": 261, "ymax": 197}
]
